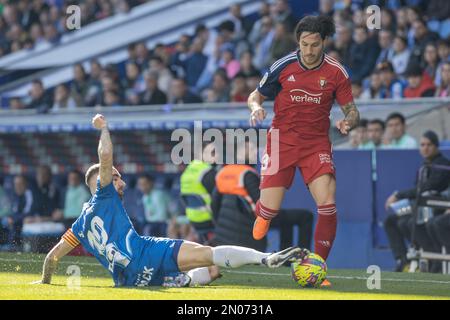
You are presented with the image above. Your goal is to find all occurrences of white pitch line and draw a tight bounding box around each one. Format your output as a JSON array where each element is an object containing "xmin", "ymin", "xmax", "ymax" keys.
[
  {"xmin": 223, "ymin": 270, "xmax": 450, "ymax": 285},
  {"xmin": 2, "ymin": 257, "xmax": 450, "ymax": 285}
]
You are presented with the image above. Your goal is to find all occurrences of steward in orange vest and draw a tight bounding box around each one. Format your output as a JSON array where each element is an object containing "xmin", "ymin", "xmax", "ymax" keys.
[{"xmin": 211, "ymin": 164, "xmax": 265, "ymax": 251}]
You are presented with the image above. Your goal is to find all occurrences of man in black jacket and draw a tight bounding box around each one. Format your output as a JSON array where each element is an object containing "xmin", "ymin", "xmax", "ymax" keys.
[{"xmin": 384, "ymin": 131, "xmax": 450, "ymax": 272}]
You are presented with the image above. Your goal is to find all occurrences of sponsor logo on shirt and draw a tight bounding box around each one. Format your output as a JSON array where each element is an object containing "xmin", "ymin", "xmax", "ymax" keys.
[{"xmin": 289, "ymin": 89, "xmax": 322, "ymax": 104}]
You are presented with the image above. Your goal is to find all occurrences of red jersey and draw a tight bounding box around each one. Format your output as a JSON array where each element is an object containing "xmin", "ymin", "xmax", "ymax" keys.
[{"xmin": 257, "ymin": 50, "xmax": 353, "ymax": 150}]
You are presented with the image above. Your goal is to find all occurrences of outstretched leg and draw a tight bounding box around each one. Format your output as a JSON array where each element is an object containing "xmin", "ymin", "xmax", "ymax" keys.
[{"xmin": 176, "ymin": 241, "xmax": 308, "ymax": 271}]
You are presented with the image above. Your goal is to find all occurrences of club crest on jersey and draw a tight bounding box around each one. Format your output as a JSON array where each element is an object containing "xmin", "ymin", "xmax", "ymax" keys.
[
  {"xmin": 318, "ymin": 77, "xmax": 327, "ymax": 89},
  {"xmin": 260, "ymin": 72, "xmax": 268, "ymax": 87}
]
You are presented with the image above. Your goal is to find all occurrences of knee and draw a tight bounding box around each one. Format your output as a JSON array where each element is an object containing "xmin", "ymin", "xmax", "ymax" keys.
[{"xmin": 196, "ymin": 245, "xmax": 214, "ymax": 265}]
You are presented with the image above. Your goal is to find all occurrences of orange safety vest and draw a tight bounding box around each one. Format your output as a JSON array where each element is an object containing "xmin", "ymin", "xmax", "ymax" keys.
[{"xmin": 215, "ymin": 165, "xmax": 258, "ymax": 212}]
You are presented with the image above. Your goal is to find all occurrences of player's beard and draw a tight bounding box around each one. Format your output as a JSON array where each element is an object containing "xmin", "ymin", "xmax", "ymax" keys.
[{"xmin": 303, "ymin": 53, "xmax": 320, "ymax": 67}]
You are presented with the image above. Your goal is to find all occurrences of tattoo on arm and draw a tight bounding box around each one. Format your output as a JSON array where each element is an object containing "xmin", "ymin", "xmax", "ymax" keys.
[
  {"xmin": 340, "ymin": 101, "xmax": 360, "ymax": 130},
  {"xmin": 98, "ymin": 127, "xmax": 113, "ymax": 187}
]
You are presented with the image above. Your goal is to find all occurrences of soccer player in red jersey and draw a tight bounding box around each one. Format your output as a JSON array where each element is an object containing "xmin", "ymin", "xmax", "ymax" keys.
[{"xmin": 247, "ymin": 16, "xmax": 360, "ymax": 284}]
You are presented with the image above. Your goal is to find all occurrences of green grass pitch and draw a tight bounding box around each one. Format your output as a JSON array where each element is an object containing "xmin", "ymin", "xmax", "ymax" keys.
[{"xmin": 0, "ymin": 252, "xmax": 449, "ymax": 300}]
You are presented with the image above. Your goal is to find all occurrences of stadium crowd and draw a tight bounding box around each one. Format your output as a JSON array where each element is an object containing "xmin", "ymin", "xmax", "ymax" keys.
[
  {"xmin": 0, "ymin": 0, "xmax": 149, "ymax": 58},
  {"xmin": 4, "ymin": 0, "xmax": 450, "ymax": 112}
]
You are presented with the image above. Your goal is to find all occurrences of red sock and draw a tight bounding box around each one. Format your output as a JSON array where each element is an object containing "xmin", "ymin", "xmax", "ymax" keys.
[
  {"xmin": 314, "ymin": 204, "xmax": 337, "ymax": 260},
  {"xmin": 255, "ymin": 200, "xmax": 279, "ymax": 220}
]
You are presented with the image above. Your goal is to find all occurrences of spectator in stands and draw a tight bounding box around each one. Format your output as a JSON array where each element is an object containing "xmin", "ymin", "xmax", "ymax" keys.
[
  {"xmin": 122, "ymin": 62, "xmax": 144, "ymax": 105},
  {"xmin": 435, "ymin": 61, "xmax": 450, "ymax": 97},
  {"xmin": 194, "ymin": 24, "xmax": 217, "ymax": 61},
  {"xmin": 248, "ymin": 1, "xmax": 271, "ymax": 47},
  {"xmin": 184, "ymin": 38, "xmax": 208, "ymax": 89},
  {"xmin": 9, "ymin": 97, "xmax": 26, "ymax": 110},
  {"xmin": 349, "ymin": 26, "xmax": 379, "ymax": 82},
  {"xmin": 269, "ymin": 21, "xmax": 297, "ymax": 65},
  {"xmin": 408, "ymin": 19, "xmax": 440, "ymax": 68},
  {"xmin": 422, "ymin": 43, "xmax": 440, "ymax": 81},
  {"xmin": 70, "ymin": 64, "xmax": 89, "ymax": 107},
  {"xmin": 380, "ymin": 8, "xmax": 396, "ymax": 33},
  {"xmin": 85, "ymin": 60, "xmax": 103, "ymax": 106},
  {"xmin": 391, "ymin": 35, "xmax": 411, "ymax": 76},
  {"xmin": 135, "ymin": 42, "xmax": 150, "ymax": 71},
  {"xmin": 30, "ymin": 22, "xmax": 45, "ymax": 46},
  {"xmin": 96, "ymin": 0, "xmax": 113, "ymax": 20},
  {"xmin": 228, "ymin": 3, "xmax": 252, "ymax": 39},
  {"xmin": 395, "ymin": 7, "xmax": 409, "ymax": 37},
  {"xmin": 152, "ymin": 43, "xmax": 170, "ymax": 69},
  {"xmin": 125, "ymin": 42, "xmax": 138, "ymax": 65},
  {"xmin": 319, "ymin": 0, "xmax": 334, "ymax": 17},
  {"xmin": 384, "ymin": 130, "xmax": 450, "ymax": 272},
  {"xmin": 271, "ymin": 0, "xmax": 297, "ymax": 33},
  {"xmin": 331, "ymin": 21, "xmax": 353, "ymax": 67},
  {"xmin": 220, "ymin": 46, "xmax": 240, "ymax": 80},
  {"xmin": 1, "ymin": 175, "xmax": 34, "ymax": 251},
  {"xmin": 140, "ymin": 70, "xmax": 167, "ymax": 105},
  {"xmin": 148, "ymin": 56, "xmax": 173, "ymax": 94},
  {"xmin": 434, "ymin": 39, "xmax": 450, "ymax": 87},
  {"xmin": 43, "ymin": 23, "xmax": 60, "ymax": 45},
  {"xmin": 362, "ymin": 119, "xmax": 385, "ymax": 150},
  {"xmin": 238, "ymin": 50, "xmax": 260, "ymax": 78},
  {"xmin": 377, "ymin": 61, "xmax": 406, "ymax": 99},
  {"xmin": 51, "ymin": 84, "xmax": 77, "ymax": 112},
  {"xmin": 376, "ymin": 29, "xmax": 394, "ymax": 66},
  {"xmin": 203, "ymin": 69, "xmax": 230, "ymax": 103},
  {"xmin": 62, "ymin": 170, "xmax": 90, "ymax": 229},
  {"xmin": 351, "ymin": 80, "xmax": 363, "ymax": 99},
  {"xmin": 360, "ymin": 70, "xmax": 383, "ymax": 100},
  {"xmin": 425, "ymin": 0, "xmax": 450, "ymax": 38},
  {"xmin": 403, "ymin": 64, "xmax": 436, "ymax": 98},
  {"xmin": 217, "ymin": 20, "xmax": 239, "ymax": 54},
  {"xmin": 349, "ymin": 119, "xmax": 368, "ymax": 149},
  {"xmin": 230, "ymin": 73, "xmax": 250, "ymax": 103},
  {"xmin": 122, "ymin": 62, "xmax": 144, "ymax": 94},
  {"xmin": 137, "ymin": 174, "xmax": 172, "ymax": 237},
  {"xmin": 383, "ymin": 112, "xmax": 417, "ymax": 149},
  {"xmin": 28, "ymin": 165, "xmax": 62, "ymax": 225},
  {"xmin": 103, "ymin": 90, "xmax": 122, "ymax": 107},
  {"xmin": 245, "ymin": 70, "xmax": 262, "ymax": 94},
  {"xmin": 168, "ymin": 77, "xmax": 202, "ymax": 104},
  {"xmin": 0, "ymin": 177, "xmax": 11, "ymax": 246},
  {"xmin": 252, "ymin": 15, "xmax": 275, "ymax": 71},
  {"xmin": 170, "ymin": 34, "xmax": 191, "ymax": 78},
  {"xmin": 27, "ymin": 79, "xmax": 52, "ymax": 113}
]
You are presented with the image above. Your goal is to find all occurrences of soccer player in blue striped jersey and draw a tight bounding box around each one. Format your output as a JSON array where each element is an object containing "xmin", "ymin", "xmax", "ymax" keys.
[{"xmin": 35, "ymin": 114, "xmax": 308, "ymax": 288}]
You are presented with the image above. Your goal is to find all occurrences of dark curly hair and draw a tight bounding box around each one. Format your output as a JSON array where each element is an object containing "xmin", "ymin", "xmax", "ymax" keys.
[{"xmin": 294, "ymin": 15, "xmax": 336, "ymax": 41}]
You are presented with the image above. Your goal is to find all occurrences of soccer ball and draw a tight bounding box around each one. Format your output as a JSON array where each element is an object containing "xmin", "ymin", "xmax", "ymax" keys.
[{"xmin": 291, "ymin": 253, "xmax": 327, "ymax": 288}]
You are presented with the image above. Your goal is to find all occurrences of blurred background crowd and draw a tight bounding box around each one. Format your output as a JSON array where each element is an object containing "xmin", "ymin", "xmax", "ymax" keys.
[{"xmin": 3, "ymin": 0, "xmax": 450, "ymax": 112}]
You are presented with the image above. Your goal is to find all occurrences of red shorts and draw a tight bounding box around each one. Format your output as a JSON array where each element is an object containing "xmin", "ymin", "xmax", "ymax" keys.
[{"xmin": 260, "ymin": 134, "xmax": 335, "ymax": 190}]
